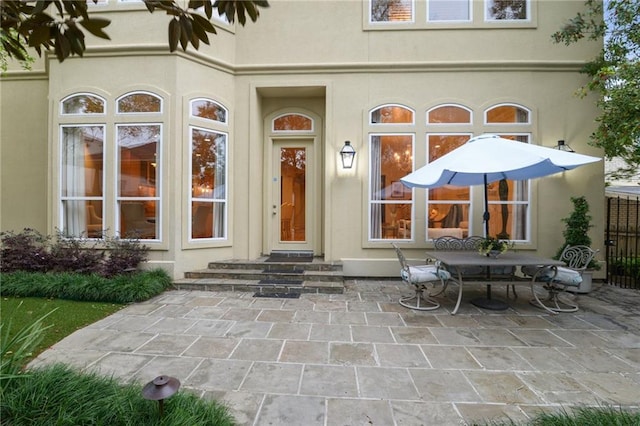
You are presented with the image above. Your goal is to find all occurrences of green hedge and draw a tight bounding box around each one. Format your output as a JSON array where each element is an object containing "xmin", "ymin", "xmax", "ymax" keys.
[{"xmin": 0, "ymin": 269, "xmax": 172, "ymax": 304}]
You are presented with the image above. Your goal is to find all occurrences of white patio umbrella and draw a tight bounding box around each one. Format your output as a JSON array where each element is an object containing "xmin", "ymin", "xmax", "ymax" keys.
[
  {"xmin": 401, "ymin": 134, "xmax": 601, "ymax": 237},
  {"xmin": 400, "ymin": 134, "xmax": 600, "ymax": 311}
]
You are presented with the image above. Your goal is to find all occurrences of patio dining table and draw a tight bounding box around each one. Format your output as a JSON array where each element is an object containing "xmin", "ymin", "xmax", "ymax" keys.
[{"xmin": 425, "ymin": 250, "xmax": 565, "ymax": 315}]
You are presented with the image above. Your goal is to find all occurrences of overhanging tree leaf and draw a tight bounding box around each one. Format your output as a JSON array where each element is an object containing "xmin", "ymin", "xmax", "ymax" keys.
[
  {"xmin": 79, "ymin": 18, "xmax": 111, "ymax": 40},
  {"xmin": 1, "ymin": 0, "xmax": 269, "ymax": 67},
  {"xmin": 168, "ymin": 17, "xmax": 180, "ymax": 52}
]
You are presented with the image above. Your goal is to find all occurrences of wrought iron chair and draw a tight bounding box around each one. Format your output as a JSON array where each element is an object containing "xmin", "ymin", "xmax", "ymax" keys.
[
  {"xmin": 391, "ymin": 243, "xmax": 451, "ymax": 311},
  {"xmin": 523, "ymin": 245, "xmax": 599, "ymax": 313}
]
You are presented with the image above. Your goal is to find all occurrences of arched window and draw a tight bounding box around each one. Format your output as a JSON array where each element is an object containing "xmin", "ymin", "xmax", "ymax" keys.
[
  {"xmin": 483, "ymin": 103, "xmax": 532, "ymax": 241},
  {"xmin": 368, "ymin": 104, "xmax": 415, "ymax": 241},
  {"xmin": 189, "ymin": 98, "xmax": 228, "ymax": 241},
  {"xmin": 427, "ymin": 104, "xmax": 472, "ymax": 124},
  {"xmin": 485, "ymin": 104, "xmax": 530, "ymax": 124},
  {"xmin": 61, "ymin": 93, "xmax": 105, "ymax": 114},
  {"xmin": 117, "ymin": 92, "xmax": 162, "ymax": 113},
  {"xmin": 191, "ymin": 99, "xmax": 227, "ymax": 123},
  {"xmin": 115, "ymin": 91, "xmax": 163, "ymax": 240},
  {"xmin": 370, "ymin": 104, "xmax": 414, "ymax": 124},
  {"xmin": 59, "ymin": 92, "xmax": 106, "ymax": 239},
  {"xmin": 425, "ymin": 104, "xmax": 473, "ymax": 240},
  {"xmin": 273, "ymin": 113, "xmax": 313, "ymax": 131}
]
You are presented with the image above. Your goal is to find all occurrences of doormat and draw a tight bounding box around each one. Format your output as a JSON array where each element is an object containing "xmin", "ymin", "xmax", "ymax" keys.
[
  {"xmin": 258, "ymin": 279, "xmax": 303, "ymax": 285},
  {"xmin": 253, "ymin": 292, "xmax": 301, "ymax": 299},
  {"xmin": 265, "ymin": 255, "xmax": 313, "ymax": 263}
]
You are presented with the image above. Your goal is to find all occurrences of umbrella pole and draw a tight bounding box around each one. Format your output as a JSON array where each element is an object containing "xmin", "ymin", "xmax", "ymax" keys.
[
  {"xmin": 471, "ymin": 174, "xmax": 509, "ymax": 311},
  {"xmin": 483, "ymin": 174, "xmax": 490, "ymax": 237}
]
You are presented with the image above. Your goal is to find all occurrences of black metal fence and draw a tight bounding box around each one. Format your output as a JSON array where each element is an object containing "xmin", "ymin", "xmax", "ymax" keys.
[{"xmin": 606, "ymin": 196, "xmax": 640, "ymax": 289}]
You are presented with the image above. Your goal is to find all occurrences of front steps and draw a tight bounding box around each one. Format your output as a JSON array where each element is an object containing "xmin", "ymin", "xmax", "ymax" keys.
[{"xmin": 173, "ymin": 257, "xmax": 344, "ymax": 295}]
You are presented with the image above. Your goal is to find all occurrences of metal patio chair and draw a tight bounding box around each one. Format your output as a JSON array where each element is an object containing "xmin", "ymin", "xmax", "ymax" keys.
[
  {"xmin": 392, "ymin": 243, "xmax": 451, "ymax": 311},
  {"xmin": 523, "ymin": 245, "xmax": 599, "ymax": 313}
]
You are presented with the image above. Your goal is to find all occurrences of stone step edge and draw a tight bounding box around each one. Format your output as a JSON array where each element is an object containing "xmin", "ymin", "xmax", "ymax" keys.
[
  {"xmin": 184, "ymin": 269, "xmax": 344, "ymax": 282},
  {"xmin": 172, "ymin": 278, "xmax": 344, "ymax": 294}
]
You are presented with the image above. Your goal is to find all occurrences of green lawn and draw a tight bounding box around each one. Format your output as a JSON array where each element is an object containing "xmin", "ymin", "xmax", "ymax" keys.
[{"xmin": 1, "ymin": 296, "xmax": 124, "ymax": 361}]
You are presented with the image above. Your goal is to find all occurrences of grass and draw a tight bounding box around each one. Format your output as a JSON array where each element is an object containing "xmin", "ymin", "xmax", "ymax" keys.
[
  {"xmin": 1, "ymin": 269, "xmax": 172, "ymax": 303},
  {"xmin": 1, "ymin": 296, "xmax": 124, "ymax": 362},
  {"xmin": 1, "ymin": 364, "xmax": 235, "ymax": 425}
]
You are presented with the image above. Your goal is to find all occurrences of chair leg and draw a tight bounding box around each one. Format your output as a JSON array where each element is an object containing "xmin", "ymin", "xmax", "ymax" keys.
[
  {"xmin": 399, "ymin": 285, "xmax": 440, "ymax": 311},
  {"xmin": 530, "ymin": 282, "xmax": 578, "ymax": 313},
  {"xmin": 506, "ymin": 284, "xmax": 517, "ymax": 299}
]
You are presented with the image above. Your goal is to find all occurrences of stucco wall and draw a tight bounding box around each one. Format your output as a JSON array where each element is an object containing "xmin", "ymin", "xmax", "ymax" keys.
[{"xmin": 0, "ymin": 0, "xmax": 604, "ymax": 280}]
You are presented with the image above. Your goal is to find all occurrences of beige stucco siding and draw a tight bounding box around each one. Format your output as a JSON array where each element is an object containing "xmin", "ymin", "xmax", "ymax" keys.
[{"xmin": 0, "ymin": 0, "xmax": 604, "ymax": 279}]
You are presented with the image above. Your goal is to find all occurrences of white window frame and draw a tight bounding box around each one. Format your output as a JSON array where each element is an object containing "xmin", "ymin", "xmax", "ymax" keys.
[
  {"xmin": 59, "ymin": 124, "xmax": 106, "ymax": 239},
  {"xmin": 427, "ymin": 0, "xmax": 472, "ymax": 23},
  {"xmin": 116, "ymin": 91, "xmax": 163, "ymax": 114},
  {"xmin": 369, "ymin": 0, "xmax": 415, "ymax": 24},
  {"xmin": 484, "ymin": 0, "xmax": 531, "ymax": 22},
  {"xmin": 188, "ymin": 125, "xmax": 229, "ymax": 241},
  {"xmin": 115, "ymin": 122, "xmax": 162, "ymax": 241},
  {"xmin": 370, "ymin": 104, "xmax": 415, "ymax": 125},
  {"xmin": 368, "ymin": 133, "xmax": 415, "ymax": 242}
]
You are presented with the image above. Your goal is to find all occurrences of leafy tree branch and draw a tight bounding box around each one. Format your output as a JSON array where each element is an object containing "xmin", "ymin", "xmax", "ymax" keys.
[
  {"xmin": 553, "ymin": 0, "xmax": 640, "ymax": 180},
  {"xmin": 0, "ymin": 0, "xmax": 269, "ymax": 63}
]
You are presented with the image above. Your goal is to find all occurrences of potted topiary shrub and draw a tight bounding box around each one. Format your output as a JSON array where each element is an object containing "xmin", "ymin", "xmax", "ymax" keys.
[{"xmin": 555, "ymin": 196, "xmax": 600, "ymax": 293}]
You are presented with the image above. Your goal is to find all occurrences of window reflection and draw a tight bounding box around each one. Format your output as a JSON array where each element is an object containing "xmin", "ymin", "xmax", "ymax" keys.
[
  {"xmin": 191, "ymin": 128, "xmax": 226, "ymax": 239},
  {"xmin": 370, "ymin": 135, "xmax": 414, "ymax": 240},
  {"xmin": 117, "ymin": 125, "xmax": 159, "ymax": 239}
]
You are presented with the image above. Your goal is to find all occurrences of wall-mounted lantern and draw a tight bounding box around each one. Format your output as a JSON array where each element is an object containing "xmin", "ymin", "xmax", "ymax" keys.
[
  {"xmin": 554, "ymin": 140, "xmax": 575, "ymax": 152},
  {"xmin": 340, "ymin": 141, "xmax": 356, "ymax": 169}
]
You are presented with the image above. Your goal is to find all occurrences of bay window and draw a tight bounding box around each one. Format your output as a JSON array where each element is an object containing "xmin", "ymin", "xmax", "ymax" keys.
[
  {"xmin": 189, "ymin": 98, "xmax": 228, "ymax": 240},
  {"xmin": 59, "ymin": 91, "xmax": 163, "ymax": 241},
  {"xmin": 60, "ymin": 125, "xmax": 105, "ymax": 238}
]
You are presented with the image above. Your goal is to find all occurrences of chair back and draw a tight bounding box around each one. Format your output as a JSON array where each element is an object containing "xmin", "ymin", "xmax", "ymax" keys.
[
  {"xmin": 434, "ymin": 235, "xmax": 483, "ymax": 250},
  {"xmin": 558, "ymin": 245, "xmax": 599, "ymax": 273},
  {"xmin": 391, "ymin": 243, "xmax": 409, "ymax": 270}
]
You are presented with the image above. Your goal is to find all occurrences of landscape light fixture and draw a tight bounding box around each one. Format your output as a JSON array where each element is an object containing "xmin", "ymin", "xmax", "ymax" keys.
[{"xmin": 142, "ymin": 375, "xmax": 181, "ymax": 418}]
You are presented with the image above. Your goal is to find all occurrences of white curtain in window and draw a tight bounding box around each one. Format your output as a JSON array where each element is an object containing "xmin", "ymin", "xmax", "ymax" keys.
[
  {"xmin": 371, "ymin": 136, "xmax": 382, "ymax": 239},
  {"xmin": 62, "ymin": 127, "xmax": 87, "ymax": 235},
  {"xmin": 213, "ymin": 134, "xmax": 226, "ymax": 238}
]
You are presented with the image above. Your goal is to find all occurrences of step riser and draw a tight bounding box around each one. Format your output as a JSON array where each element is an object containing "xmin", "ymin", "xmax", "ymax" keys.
[
  {"xmin": 177, "ymin": 259, "xmax": 345, "ymax": 294},
  {"xmin": 172, "ymin": 281, "xmax": 344, "ymax": 294},
  {"xmin": 184, "ymin": 271, "xmax": 343, "ymax": 282},
  {"xmin": 207, "ymin": 262, "xmax": 341, "ymax": 272}
]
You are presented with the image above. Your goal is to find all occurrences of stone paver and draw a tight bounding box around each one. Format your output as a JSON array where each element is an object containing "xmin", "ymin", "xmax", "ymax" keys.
[{"xmin": 30, "ymin": 281, "xmax": 640, "ymax": 425}]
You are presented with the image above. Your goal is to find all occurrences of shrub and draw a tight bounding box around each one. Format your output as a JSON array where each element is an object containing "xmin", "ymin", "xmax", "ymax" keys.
[
  {"xmin": 0, "ymin": 228, "xmax": 149, "ymax": 277},
  {"xmin": 0, "ymin": 228, "xmax": 51, "ymax": 273}
]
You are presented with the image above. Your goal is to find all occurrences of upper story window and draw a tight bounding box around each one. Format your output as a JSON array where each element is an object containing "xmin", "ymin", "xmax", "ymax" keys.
[
  {"xmin": 61, "ymin": 94, "xmax": 105, "ymax": 115},
  {"xmin": 428, "ymin": 104, "xmax": 472, "ymax": 124},
  {"xmin": 117, "ymin": 92, "xmax": 162, "ymax": 114},
  {"xmin": 371, "ymin": 105, "xmax": 414, "ymax": 124},
  {"xmin": 486, "ymin": 0, "xmax": 529, "ymax": 21},
  {"xmin": 370, "ymin": 0, "xmax": 414, "ymax": 23},
  {"xmin": 428, "ymin": 0, "xmax": 471, "ymax": 22},
  {"xmin": 191, "ymin": 99, "xmax": 227, "ymax": 123},
  {"xmin": 485, "ymin": 104, "xmax": 530, "ymax": 124},
  {"xmin": 273, "ymin": 113, "xmax": 313, "ymax": 131},
  {"xmin": 366, "ymin": 0, "xmax": 532, "ymax": 28}
]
